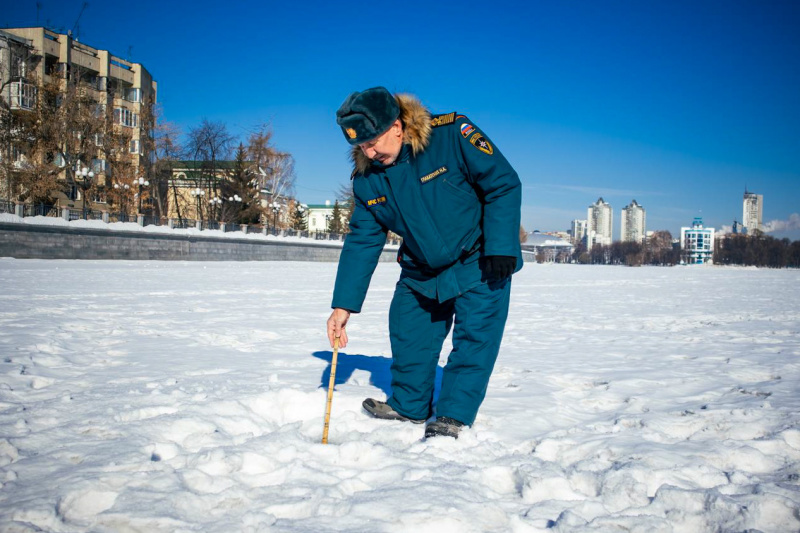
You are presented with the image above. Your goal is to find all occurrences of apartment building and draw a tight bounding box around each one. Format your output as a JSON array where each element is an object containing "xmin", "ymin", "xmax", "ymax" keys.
[
  {"xmin": 0, "ymin": 27, "xmax": 156, "ymax": 211},
  {"xmin": 587, "ymin": 197, "xmax": 613, "ymax": 246},
  {"xmin": 742, "ymin": 191, "xmax": 763, "ymax": 234},
  {"xmin": 620, "ymin": 199, "xmax": 646, "ymax": 243},
  {"xmin": 570, "ymin": 219, "xmax": 587, "ymax": 245}
]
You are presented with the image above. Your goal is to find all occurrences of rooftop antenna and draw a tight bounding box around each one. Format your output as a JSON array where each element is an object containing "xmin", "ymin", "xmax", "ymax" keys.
[
  {"xmin": 127, "ymin": 45, "xmax": 133, "ymax": 62},
  {"xmin": 36, "ymin": 2, "xmax": 42, "ymax": 25},
  {"xmin": 71, "ymin": 2, "xmax": 88, "ymax": 41}
]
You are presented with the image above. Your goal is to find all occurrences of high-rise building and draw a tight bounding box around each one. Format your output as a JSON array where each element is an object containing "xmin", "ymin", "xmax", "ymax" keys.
[
  {"xmin": 742, "ymin": 191, "xmax": 763, "ymax": 234},
  {"xmin": 570, "ymin": 219, "xmax": 587, "ymax": 245},
  {"xmin": 587, "ymin": 197, "xmax": 613, "ymax": 246},
  {"xmin": 0, "ymin": 27, "xmax": 156, "ymax": 211},
  {"xmin": 680, "ymin": 217, "xmax": 715, "ymax": 265},
  {"xmin": 620, "ymin": 199, "xmax": 646, "ymax": 243}
]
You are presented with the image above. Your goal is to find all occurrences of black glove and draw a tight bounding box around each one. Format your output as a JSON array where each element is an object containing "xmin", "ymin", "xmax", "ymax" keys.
[{"xmin": 485, "ymin": 255, "xmax": 516, "ymax": 280}]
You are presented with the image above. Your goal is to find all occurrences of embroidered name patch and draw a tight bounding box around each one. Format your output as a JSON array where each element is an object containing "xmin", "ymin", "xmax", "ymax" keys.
[
  {"xmin": 469, "ymin": 132, "xmax": 494, "ymax": 155},
  {"xmin": 420, "ymin": 166, "xmax": 448, "ymax": 184},
  {"xmin": 460, "ymin": 123, "xmax": 475, "ymax": 138},
  {"xmin": 367, "ymin": 195, "xmax": 387, "ymax": 207},
  {"xmin": 431, "ymin": 112, "xmax": 456, "ymax": 127}
]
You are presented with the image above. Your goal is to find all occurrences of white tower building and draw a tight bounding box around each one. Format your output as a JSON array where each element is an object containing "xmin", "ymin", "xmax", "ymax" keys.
[
  {"xmin": 570, "ymin": 219, "xmax": 587, "ymax": 245},
  {"xmin": 743, "ymin": 191, "xmax": 763, "ymax": 234},
  {"xmin": 620, "ymin": 199, "xmax": 646, "ymax": 243},
  {"xmin": 587, "ymin": 197, "xmax": 613, "ymax": 246}
]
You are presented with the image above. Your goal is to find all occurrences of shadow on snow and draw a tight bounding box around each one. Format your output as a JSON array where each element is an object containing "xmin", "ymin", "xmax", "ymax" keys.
[{"xmin": 312, "ymin": 351, "xmax": 443, "ymax": 403}]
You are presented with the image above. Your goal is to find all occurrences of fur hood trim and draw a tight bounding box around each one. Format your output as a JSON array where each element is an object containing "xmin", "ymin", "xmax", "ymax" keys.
[{"xmin": 351, "ymin": 93, "xmax": 431, "ymax": 174}]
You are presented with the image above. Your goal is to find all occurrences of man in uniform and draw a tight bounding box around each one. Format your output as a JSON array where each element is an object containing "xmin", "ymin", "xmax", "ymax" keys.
[{"xmin": 326, "ymin": 87, "xmax": 522, "ymax": 438}]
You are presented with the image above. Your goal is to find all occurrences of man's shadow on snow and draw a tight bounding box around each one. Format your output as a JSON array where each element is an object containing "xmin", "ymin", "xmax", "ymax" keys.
[{"xmin": 312, "ymin": 351, "xmax": 443, "ymax": 402}]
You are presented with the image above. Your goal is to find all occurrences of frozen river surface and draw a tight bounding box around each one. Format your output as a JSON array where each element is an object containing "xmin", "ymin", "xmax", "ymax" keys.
[{"xmin": 0, "ymin": 259, "xmax": 798, "ymax": 532}]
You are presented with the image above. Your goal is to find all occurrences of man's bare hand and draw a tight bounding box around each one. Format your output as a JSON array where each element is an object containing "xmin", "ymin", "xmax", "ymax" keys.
[{"xmin": 327, "ymin": 308, "xmax": 351, "ymax": 348}]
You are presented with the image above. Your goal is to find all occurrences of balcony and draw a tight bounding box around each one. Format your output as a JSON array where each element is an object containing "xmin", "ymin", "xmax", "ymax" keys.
[{"xmin": 9, "ymin": 81, "xmax": 36, "ymax": 111}]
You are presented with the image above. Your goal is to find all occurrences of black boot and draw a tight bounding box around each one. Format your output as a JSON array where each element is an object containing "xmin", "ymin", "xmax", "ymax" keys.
[
  {"xmin": 425, "ymin": 416, "xmax": 465, "ymax": 439},
  {"xmin": 362, "ymin": 398, "xmax": 426, "ymax": 424}
]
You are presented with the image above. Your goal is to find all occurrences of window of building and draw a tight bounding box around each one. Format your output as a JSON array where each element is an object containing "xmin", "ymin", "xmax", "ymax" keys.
[
  {"xmin": 10, "ymin": 53, "xmax": 26, "ymax": 78},
  {"xmin": 10, "ymin": 145, "xmax": 25, "ymax": 164},
  {"xmin": 9, "ymin": 81, "xmax": 36, "ymax": 110},
  {"xmin": 91, "ymin": 158, "xmax": 106, "ymax": 173},
  {"xmin": 114, "ymin": 107, "xmax": 139, "ymax": 128},
  {"xmin": 125, "ymin": 87, "xmax": 141, "ymax": 103},
  {"xmin": 129, "ymin": 140, "xmax": 139, "ymax": 154}
]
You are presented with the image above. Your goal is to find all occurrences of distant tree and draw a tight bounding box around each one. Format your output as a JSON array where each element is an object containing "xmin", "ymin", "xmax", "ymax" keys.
[
  {"xmin": 0, "ymin": 42, "xmax": 50, "ymax": 205},
  {"xmin": 329, "ymin": 200, "xmax": 344, "ymax": 233},
  {"xmin": 33, "ymin": 66, "xmax": 104, "ymax": 209},
  {"xmin": 790, "ymin": 240, "xmax": 800, "ymax": 268},
  {"xmin": 290, "ymin": 200, "xmax": 308, "ymax": 231},
  {"xmin": 220, "ymin": 143, "xmax": 262, "ymax": 224},
  {"xmin": 717, "ymin": 232, "xmax": 797, "ymax": 268},
  {"xmin": 102, "ymin": 100, "xmax": 136, "ymax": 215},
  {"xmin": 646, "ymin": 231, "xmax": 678, "ymax": 266},
  {"xmin": 138, "ymin": 95, "xmax": 169, "ymax": 218},
  {"xmin": 571, "ymin": 240, "xmax": 587, "ymax": 263},
  {"xmin": 589, "ymin": 243, "xmax": 607, "ymax": 264},
  {"xmin": 187, "ymin": 119, "xmax": 234, "ymax": 220},
  {"xmin": 611, "ymin": 241, "xmax": 644, "ymax": 266},
  {"xmin": 519, "ymin": 225, "xmax": 528, "ymax": 244},
  {"xmin": 151, "ymin": 121, "xmax": 183, "ymax": 222},
  {"xmin": 336, "ymin": 182, "xmax": 354, "ymax": 233},
  {"xmin": 247, "ymin": 123, "xmax": 296, "ymax": 203}
]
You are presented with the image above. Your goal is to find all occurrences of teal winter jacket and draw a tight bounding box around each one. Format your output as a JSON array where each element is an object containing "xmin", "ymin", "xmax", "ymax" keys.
[{"xmin": 332, "ymin": 94, "xmax": 523, "ymax": 313}]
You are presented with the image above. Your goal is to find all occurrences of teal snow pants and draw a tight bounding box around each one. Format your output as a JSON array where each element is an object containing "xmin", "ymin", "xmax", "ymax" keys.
[{"xmin": 385, "ymin": 277, "xmax": 511, "ymax": 425}]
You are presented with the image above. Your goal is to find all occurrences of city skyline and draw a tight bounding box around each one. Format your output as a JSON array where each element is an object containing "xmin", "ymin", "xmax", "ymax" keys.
[{"xmin": 3, "ymin": 1, "xmax": 798, "ymax": 239}]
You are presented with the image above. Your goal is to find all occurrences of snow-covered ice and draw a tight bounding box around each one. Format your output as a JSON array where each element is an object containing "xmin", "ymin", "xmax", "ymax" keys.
[{"xmin": 0, "ymin": 259, "xmax": 798, "ymax": 532}]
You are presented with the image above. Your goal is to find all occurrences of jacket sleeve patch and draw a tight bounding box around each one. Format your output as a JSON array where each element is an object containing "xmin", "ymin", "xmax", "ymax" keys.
[
  {"xmin": 469, "ymin": 132, "xmax": 494, "ymax": 155},
  {"xmin": 430, "ymin": 112, "xmax": 456, "ymax": 128},
  {"xmin": 366, "ymin": 195, "xmax": 387, "ymax": 207},
  {"xmin": 460, "ymin": 123, "xmax": 476, "ymax": 138}
]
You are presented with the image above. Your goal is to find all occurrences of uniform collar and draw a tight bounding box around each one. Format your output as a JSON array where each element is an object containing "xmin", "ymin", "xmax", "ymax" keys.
[{"xmin": 372, "ymin": 144, "xmax": 412, "ymax": 170}]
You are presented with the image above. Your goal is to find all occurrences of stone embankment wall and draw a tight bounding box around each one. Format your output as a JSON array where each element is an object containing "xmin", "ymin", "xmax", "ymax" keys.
[{"xmin": 0, "ymin": 223, "xmax": 397, "ymax": 262}]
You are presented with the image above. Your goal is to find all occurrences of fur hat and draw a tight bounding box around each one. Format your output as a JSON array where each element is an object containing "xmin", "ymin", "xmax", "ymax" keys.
[{"xmin": 336, "ymin": 87, "xmax": 400, "ymax": 145}]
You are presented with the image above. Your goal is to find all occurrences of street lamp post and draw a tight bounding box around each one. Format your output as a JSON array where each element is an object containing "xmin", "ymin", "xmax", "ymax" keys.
[
  {"xmin": 77, "ymin": 167, "xmax": 95, "ymax": 220},
  {"xmin": 228, "ymin": 194, "xmax": 242, "ymax": 225},
  {"xmin": 268, "ymin": 201, "xmax": 280, "ymax": 233},
  {"xmin": 113, "ymin": 182, "xmax": 131, "ymax": 220},
  {"xmin": 190, "ymin": 188, "xmax": 205, "ymax": 221},
  {"xmin": 209, "ymin": 196, "xmax": 222, "ymax": 221},
  {"xmin": 295, "ymin": 203, "xmax": 307, "ymax": 232},
  {"xmin": 135, "ymin": 176, "xmax": 150, "ymax": 214}
]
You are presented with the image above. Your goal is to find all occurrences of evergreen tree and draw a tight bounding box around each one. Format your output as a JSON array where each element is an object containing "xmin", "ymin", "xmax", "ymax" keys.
[
  {"xmin": 220, "ymin": 143, "xmax": 262, "ymax": 224},
  {"xmin": 329, "ymin": 200, "xmax": 343, "ymax": 233},
  {"xmin": 291, "ymin": 201, "xmax": 308, "ymax": 231}
]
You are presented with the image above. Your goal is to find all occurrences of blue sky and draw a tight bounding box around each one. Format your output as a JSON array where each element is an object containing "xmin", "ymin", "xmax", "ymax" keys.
[{"xmin": 4, "ymin": 0, "xmax": 799, "ymax": 239}]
